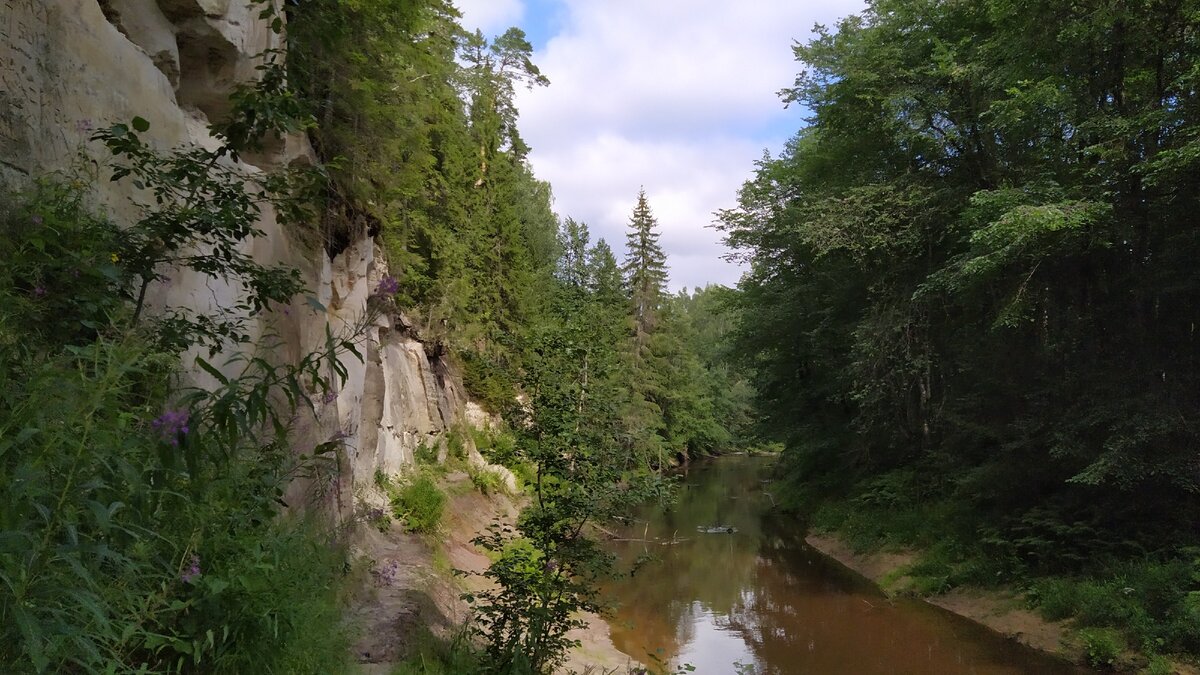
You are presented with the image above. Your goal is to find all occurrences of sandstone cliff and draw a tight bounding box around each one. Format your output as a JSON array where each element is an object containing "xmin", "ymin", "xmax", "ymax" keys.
[{"xmin": 0, "ymin": 0, "xmax": 486, "ymax": 517}]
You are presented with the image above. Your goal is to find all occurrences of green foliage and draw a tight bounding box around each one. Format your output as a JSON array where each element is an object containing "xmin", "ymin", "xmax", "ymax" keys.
[
  {"xmin": 389, "ymin": 627, "xmax": 483, "ymax": 675},
  {"xmin": 459, "ymin": 225, "xmax": 678, "ymax": 672},
  {"xmin": 1078, "ymin": 627, "xmax": 1123, "ymax": 669},
  {"xmin": 1143, "ymin": 655, "xmax": 1174, "ymax": 675},
  {"xmin": 0, "ymin": 179, "xmax": 128, "ymax": 353},
  {"xmin": 0, "ymin": 212, "xmax": 353, "ymax": 672},
  {"xmin": 414, "ymin": 441, "xmax": 440, "ymax": 466},
  {"xmin": 282, "ymin": 5, "xmax": 752, "ymax": 672},
  {"xmin": 286, "ymin": 0, "xmax": 559, "ymax": 383},
  {"xmin": 446, "ymin": 426, "xmax": 467, "ymax": 461},
  {"xmin": 721, "ymin": 0, "xmax": 1200, "ymax": 661},
  {"xmin": 623, "ymin": 189, "xmax": 668, "ymax": 337},
  {"xmin": 467, "ymin": 464, "xmax": 506, "ymax": 497},
  {"xmin": 391, "ymin": 474, "xmax": 446, "ymax": 534},
  {"xmin": 1028, "ymin": 555, "xmax": 1200, "ymax": 656}
]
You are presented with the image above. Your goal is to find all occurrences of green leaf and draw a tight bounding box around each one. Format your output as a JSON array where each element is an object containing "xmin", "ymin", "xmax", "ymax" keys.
[
  {"xmin": 194, "ymin": 356, "xmax": 231, "ymax": 385},
  {"xmin": 131, "ymin": 116, "xmax": 150, "ymax": 133}
]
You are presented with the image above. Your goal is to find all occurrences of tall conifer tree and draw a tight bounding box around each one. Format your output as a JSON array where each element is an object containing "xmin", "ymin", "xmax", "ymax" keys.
[{"xmin": 621, "ymin": 189, "xmax": 668, "ymax": 338}]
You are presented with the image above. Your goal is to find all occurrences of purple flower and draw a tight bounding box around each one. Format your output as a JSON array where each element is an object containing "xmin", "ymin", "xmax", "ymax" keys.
[
  {"xmin": 321, "ymin": 390, "xmax": 338, "ymax": 404},
  {"xmin": 372, "ymin": 560, "xmax": 400, "ymax": 586},
  {"xmin": 375, "ymin": 275, "xmax": 400, "ymax": 297},
  {"xmin": 75, "ymin": 119, "xmax": 93, "ymax": 133},
  {"xmin": 31, "ymin": 285, "xmax": 47, "ymax": 299},
  {"xmin": 181, "ymin": 554, "xmax": 201, "ymax": 583},
  {"xmin": 30, "ymin": 215, "xmax": 43, "ymax": 225},
  {"xmin": 151, "ymin": 408, "xmax": 190, "ymax": 446}
]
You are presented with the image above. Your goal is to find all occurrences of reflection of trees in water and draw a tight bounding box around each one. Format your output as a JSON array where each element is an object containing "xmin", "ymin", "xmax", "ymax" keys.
[
  {"xmin": 720, "ymin": 538, "xmax": 1084, "ymax": 675},
  {"xmin": 604, "ymin": 458, "xmax": 774, "ymax": 663},
  {"xmin": 605, "ymin": 458, "xmax": 1085, "ymax": 675}
]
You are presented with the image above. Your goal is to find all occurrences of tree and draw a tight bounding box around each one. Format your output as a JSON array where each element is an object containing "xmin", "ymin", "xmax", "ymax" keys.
[
  {"xmin": 621, "ymin": 189, "xmax": 668, "ymax": 338},
  {"xmin": 719, "ymin": 0, "xmax": 1200, "ymax": 593}
]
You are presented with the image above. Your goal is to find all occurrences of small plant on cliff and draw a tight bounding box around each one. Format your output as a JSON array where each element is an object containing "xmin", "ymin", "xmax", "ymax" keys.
[
  {"xmin": 467, "ymin": 463, "xmax": 506, "ymax": 496},
  {"xmin": 391, "ymin": 473, "xmax": 446, "ymax": 534}
]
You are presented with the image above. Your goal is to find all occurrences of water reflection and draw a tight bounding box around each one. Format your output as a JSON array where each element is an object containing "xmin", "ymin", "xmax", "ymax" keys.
[{"xmin": 601, "ymin": 457, "xmax": 1089, "ymax": 674}]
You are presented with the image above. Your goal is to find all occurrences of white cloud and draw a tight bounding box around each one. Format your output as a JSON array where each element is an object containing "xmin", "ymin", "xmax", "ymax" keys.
[
  {"xmin": 515, "ymin": 0, "xmax": 866, "ymax": 289},
  {"xmin": 528, "ymin": 134, "xmax": 764, "ymax": 290},
  {"xmin": 455, "ymin": 0, "xmax": 525, "ymax": 36}
]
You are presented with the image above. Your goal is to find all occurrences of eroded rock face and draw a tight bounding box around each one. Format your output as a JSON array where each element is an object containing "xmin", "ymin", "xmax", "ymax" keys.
[{"xmin": 0, "ymin": 0, "xmax": 495, "ymax": 520}]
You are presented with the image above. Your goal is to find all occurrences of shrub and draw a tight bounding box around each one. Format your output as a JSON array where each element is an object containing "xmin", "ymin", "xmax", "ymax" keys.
[
  {"xmin": 1079, "ymin": 627, "xmax": 1122, "ymax": 669},
  {"xmin": 414, "ymin": 441, "xmax": 440, "ymax": 465},
  {"xmin": 392, "ymin": 474, "xmax": 446, "ymax": 534},
  {"xmin": 446, "ymin": 426, "xmax": 466, "ymax": 460}
]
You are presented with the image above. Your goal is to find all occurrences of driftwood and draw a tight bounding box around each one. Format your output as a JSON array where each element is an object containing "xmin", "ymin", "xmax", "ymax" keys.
[{"xmin": 609, "ymin": 537, "xmax": 690, "ymax": 545}]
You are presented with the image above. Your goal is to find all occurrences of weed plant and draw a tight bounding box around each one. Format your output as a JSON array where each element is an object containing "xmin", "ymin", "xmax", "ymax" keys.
[{"xmin": 390, "ymin": 474, "xmax": 446, "ymax": 534}]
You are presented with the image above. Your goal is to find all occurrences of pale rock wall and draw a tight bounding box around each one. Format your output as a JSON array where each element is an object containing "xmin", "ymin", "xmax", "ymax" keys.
[{"xmin": 0, "ymin": 0, "xmax": 494, "ymax": 517}]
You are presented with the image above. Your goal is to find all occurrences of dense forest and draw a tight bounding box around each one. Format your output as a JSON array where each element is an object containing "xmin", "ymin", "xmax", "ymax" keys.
[
  {"xmin": 284, "ymin": 0, "xmax": 753, "ymax": 469},
  {"xmin": 719, "ymin": 0, "xmax": 1200, "ymax": 665}
]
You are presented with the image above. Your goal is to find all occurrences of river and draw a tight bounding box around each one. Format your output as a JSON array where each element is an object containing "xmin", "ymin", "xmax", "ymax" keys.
[{"xmin": 598, "ymin": 455, "xmax": 1090, "ymax": 674}]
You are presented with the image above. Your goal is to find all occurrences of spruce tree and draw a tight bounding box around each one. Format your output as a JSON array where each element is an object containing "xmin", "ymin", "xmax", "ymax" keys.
[{"xmin": 621, "ymin": 189, "xmax": 668, "ymax": 338}]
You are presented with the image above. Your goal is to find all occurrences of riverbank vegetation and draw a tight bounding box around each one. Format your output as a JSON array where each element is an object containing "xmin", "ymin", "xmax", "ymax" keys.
[{"xmin": 719, "ymin": 0, "xmax": 1200, "ymax": 666}]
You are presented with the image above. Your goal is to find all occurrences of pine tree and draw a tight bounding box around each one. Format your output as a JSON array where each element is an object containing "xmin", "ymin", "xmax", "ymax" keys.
[{"xmin": 621, "ymin": 189, "xmax": 668, "ymax": 338}]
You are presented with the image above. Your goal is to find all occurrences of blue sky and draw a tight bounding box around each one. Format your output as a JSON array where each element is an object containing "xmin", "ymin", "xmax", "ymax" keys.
[{"xmin": 455, "ymin": 0, "xmax": 866, "ymax": 290}]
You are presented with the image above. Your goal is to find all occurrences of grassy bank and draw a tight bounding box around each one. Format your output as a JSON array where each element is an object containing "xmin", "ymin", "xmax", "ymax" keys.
[{"xmin": 800, "ymin": 487, "xmax": 1200, "ymax": 672}]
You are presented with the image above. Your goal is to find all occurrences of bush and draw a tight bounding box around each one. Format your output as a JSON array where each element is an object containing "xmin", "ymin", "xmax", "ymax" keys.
[
  {"xmin": 0, "ymin": 213, "xmax": 356, "ymax": 672},
  {"xmin": 1079, "ymin": 627, "xmax": 1122, "ymax": 669},
  {"xmin": 1029, "ymin": 557, "xmax": 1200, "ymax": 655},
  {"xmin": 392, "ymin": 474, "xmax": 446, "ymax": 534},
  {"xmin": 446, "ymin": 426, "xmax": 467, "ymax": 460}
]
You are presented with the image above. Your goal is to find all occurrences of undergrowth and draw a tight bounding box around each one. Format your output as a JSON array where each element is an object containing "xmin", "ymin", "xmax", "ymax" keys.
[
  {"xmin": 801, "ymin": 468, "xmax": 1200, "ymax": 664},
  {"xmin": 387, "ymin": 473, "xmax": 447, "ymax": 534}
]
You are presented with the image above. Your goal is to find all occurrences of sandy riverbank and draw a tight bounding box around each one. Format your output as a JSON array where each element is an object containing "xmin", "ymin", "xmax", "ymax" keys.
[{"xmin": 349, "ymin": 473, "xmax": 638, "ymax": 673}]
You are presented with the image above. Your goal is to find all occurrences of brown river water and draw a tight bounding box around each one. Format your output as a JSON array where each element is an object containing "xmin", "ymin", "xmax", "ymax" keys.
[{"xmin": 599, "ymin": 456, "xmax": 1091, "ymax": 675}]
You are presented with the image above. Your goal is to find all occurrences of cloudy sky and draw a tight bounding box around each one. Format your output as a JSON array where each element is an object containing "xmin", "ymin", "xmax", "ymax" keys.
[{"xmin": 455, "ymin": 0, "xmax": 866, "ymax": 290}]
